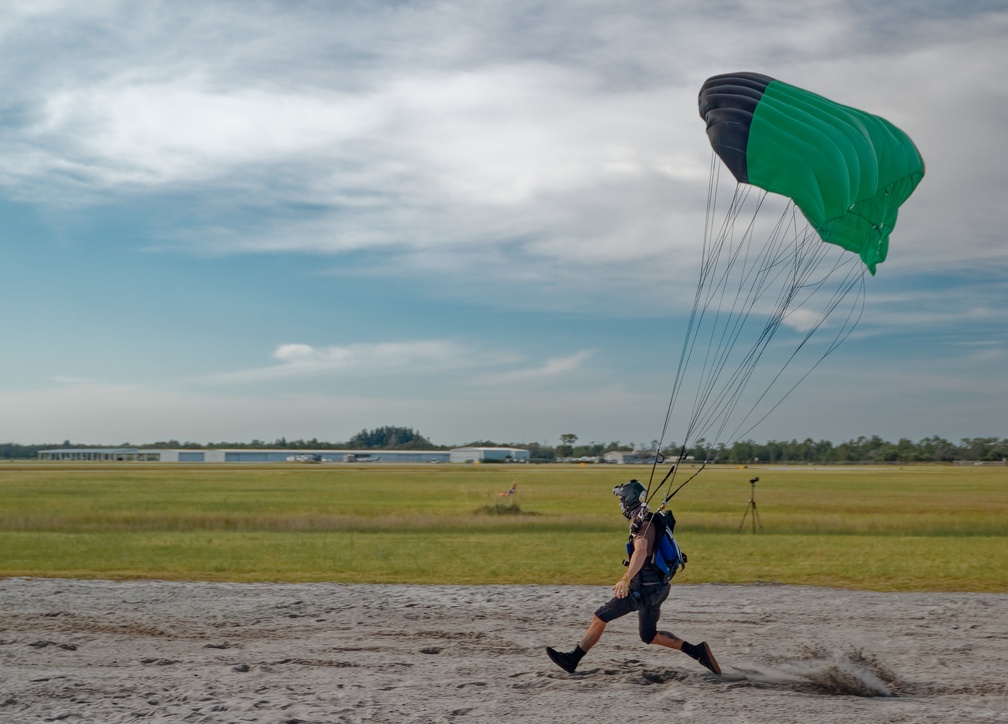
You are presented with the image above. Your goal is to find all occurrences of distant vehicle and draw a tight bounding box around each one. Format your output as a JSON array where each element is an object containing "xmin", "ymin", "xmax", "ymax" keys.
[
  {"xmin": 286, "ymin": 454, "xmax": 323, "ymax": 463},
  {"xmin": 343, "ymin": 453, "xmax": 381, "ymax": 463}
]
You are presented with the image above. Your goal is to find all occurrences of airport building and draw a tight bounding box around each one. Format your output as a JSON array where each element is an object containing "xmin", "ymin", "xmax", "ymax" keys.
[
  {"xmin": 448, "ymin": 446, "xmax": 531, "ymax": 463},
  {"xmin": 36, "ymin": 446, "xmax": 528, "ymax": 464}
]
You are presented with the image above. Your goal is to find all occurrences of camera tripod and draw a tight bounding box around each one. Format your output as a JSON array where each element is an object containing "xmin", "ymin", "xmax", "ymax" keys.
[{"xmin": 738, "ymin": 477, "xmax": 762, "ymax": 534}]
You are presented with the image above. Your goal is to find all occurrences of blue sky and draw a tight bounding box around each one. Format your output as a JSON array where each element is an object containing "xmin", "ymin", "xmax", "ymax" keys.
[{"xmin": 1, "ymin": 0, "xmax": 1005, "ymax": 448}]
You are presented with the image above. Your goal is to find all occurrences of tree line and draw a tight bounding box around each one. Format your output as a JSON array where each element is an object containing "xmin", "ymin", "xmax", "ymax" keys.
[
  {"xmin": 546, "ymin": 434, "xmax": 1008, "ymax": 464},
  {"xmin": 3, "ymin": 429, "xmax": 1006, "ymax": 463}
]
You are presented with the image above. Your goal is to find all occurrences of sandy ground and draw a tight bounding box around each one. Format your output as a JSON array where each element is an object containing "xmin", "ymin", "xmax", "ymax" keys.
[{"xmin": 1, "ymin": 579, "xmax": 1006, "ymax": 723}]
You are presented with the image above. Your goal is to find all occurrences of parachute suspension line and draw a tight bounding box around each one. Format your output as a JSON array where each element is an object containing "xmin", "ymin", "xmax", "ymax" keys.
[
  {"xmin": 697, "ymin": 204, "xmax": 859, "ymax": 452},
  {"xmin": 729, "ymin": 259, "xmax": 866, "ymax": 442},
  {"xmin": 647, "ymin": 177, "xmax": 758, "ymax": 505},
  {"xmin": 663, "ymin": 183, "xmax": 787, "ymax": 470},
  {"xmin": 646, "ymin": 154, "xmax": 751, "ymax": 506},
  {"xmin": 715, "ymin": 204, "xmax": 869, "ymax": 444},
  {"xmin": 691, "ymin": 203, "xmax": 818, "ymax": 448},
  {"xmin": 648, "ymin": 176, "xmax": 872, "ymax": 507},
  {"xmin": 680, "ymin": 184, "xmax": 761, "ymax": 436},
  {"xmin": 685, "ymin": 188, "xmax": 780, "ymax": 448},
  {"xmin": 645, "ymin": 152, "xmax": 727, "ymax": 505},
  {"xmin": 650, "ymin": 164, "xmax": 800, "ymax": 504}
]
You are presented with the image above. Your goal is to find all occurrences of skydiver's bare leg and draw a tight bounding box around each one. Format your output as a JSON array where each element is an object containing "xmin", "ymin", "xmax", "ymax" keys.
[
  {"xmin": 650, "ymin": 630, "xmax": 685, "ymax": 650},
  {"xmin": 547, "ymin": 615, "xmax": 606, "ymax": 673},
  {"xmin": 653, "ymin": 630, "xmax": 721, "ymax": 674},
  {"xmin": 578, "ymin": 615, "xmax": 607, "ymax": 652}
]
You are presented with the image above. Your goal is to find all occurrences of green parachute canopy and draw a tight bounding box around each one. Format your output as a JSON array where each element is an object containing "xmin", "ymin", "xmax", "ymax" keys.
[{"xmin": 698, "ymin": 72, "xmax": 925, "ymax": 274}]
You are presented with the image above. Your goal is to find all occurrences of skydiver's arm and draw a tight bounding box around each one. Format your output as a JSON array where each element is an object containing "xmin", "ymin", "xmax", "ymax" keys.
[
  {"xmin": 625, "ymin": 535, "xmax": 649, "ymax": 579},
  {"xmin": 613, "ymin": 535, "xmax": 648, "ymax": 598}
]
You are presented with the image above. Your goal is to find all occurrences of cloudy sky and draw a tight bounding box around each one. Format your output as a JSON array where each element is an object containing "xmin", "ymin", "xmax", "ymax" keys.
[{"xmin": 1, "ymin": 0, "xmax": 1005, "ymax": 448}]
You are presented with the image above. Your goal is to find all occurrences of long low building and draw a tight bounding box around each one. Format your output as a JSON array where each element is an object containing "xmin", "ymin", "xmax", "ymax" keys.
[
  {"xmin": 36, "ymin": 447, "xmax": 528, "ymax": 464},
  {"xmin": 449, "ymin": 446, "xmax": 530, "ymax": 463}
]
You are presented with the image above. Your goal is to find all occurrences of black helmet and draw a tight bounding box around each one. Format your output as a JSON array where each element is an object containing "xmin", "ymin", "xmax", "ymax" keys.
[{"xmin": 613, "ymin": 479, "xmax": 647, "ymax": 519}]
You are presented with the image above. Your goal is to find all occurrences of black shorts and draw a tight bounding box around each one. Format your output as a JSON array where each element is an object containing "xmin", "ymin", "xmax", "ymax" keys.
[{"xmin": 594, "ymin": 583, "xmax": 671, "ymax": 644}]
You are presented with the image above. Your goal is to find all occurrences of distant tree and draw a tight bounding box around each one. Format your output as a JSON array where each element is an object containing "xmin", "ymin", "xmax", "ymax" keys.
[
  {"xmin": 525, "ymin": 442, "xmax": 555, "ymax": 462},
  {"xmin": 961, "ymin": 437, "xmax": 1001, "ymax": 461},
  {"xmin": 348, "ymin": 426, "xmax": 432, "ymax": 450},
  {"xmin": 917, "ymin": 436, "xmax": 956, "ymax": 462},
  {"xmin": 728, "ymin": 440, "xmax": 756, "ymax": 464},
  {"xmin": 572, "ymin": 442, "xmax": 605, "ymax": 458},
  {"xmin": 895, "ymin": 437, "xmax": 917, "ymax": 463},
  {"xmin": 660, "ymin": 442, "xmax": 682, "ymax": 461},
  {"xmin": 0, "ymin": 443, "xmax": 45, "ymax": 459},
  {"xmin": 556, "ymin": 433, "xmax": 577, "ymax": 458},
  {"xmin": 689, "ymin": 438, "xmax": 709, "ymax": 461}
]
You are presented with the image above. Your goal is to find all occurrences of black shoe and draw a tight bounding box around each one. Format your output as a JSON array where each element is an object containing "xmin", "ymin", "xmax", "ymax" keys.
[
  {"xmin": 692, "ymin": 641, "xmax": 720, "ymax": 675},
  {"xmin": 546, "ymin": 646, "xmax": 580, "ymax": 673}
]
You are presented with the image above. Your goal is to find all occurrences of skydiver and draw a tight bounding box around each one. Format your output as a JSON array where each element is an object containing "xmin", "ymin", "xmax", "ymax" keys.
[{"xmin": 545, "ymin": 480, "xmax": 720, "ymax": 675}]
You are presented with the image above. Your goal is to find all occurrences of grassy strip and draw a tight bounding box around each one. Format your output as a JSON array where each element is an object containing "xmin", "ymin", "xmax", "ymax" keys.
[
  {"xmin": 1, "ymin": 463, "xmax": 1006, "ymax": 591},
  {"xmin": 3, "ymin": 463, "xmax": 1006, "ymax": 532},
  {"xmin": 1, "ymin": 530, "xmax": 1003, "ymax": 592}
]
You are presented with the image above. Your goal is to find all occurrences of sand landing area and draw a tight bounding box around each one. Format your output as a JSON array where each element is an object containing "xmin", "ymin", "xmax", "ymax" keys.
[{"xmin": 1, "ymin": 578, "xmax": 1006, "ymax": 723}]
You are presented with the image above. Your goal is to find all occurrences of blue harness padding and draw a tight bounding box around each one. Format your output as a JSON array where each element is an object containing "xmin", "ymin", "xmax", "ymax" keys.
[
  {"xmin": 626, "ymin": 511, "xmax": 687, "ymax": 581},
  {"xmin": 654, "ymin": 524, "xmax": 686, "ymax": 577}
]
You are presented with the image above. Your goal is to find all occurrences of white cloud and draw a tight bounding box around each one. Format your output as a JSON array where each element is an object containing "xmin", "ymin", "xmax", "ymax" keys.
[
  {"xmin": 3, "ymin": 0, "xmax": 1005, "ymax": 279},
  {"xmin": 204, "ymin": 339, "xmax": 601, "ymax": 398},
  {"xmin": 210, "ymin": 340, "xmax": 476, "ymax": 384},
  {"xmin": 474, "ymin": 350, "xmax": 596, "ymax": 385},
  {"xmin": 31, "ymin": 78, "xmax": 384, "ymax": 188}
]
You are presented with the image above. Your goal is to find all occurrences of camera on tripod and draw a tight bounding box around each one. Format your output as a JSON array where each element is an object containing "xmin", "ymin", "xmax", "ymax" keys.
[{"xmin": 739, "ymin": 477, "xmax": 762, "ymax": 533}]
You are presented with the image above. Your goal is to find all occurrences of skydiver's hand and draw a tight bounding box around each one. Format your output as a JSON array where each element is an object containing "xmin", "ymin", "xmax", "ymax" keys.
[{"xmin": 612, "ymin": 577, "xmax": 630, "ymax": 598}]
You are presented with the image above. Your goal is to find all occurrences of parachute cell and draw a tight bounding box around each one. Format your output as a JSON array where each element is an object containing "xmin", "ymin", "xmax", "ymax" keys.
[{"xmin": 698, "ymin": 72, "xmax": 925, "ymax": 274}]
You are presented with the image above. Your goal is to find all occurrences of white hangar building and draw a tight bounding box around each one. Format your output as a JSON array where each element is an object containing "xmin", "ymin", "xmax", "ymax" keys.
[
  {"xmin": 448, "ymin": 446, "xmax": 530, "ymax": 463},
  {"xmin": 37, "ymin": 446, "xmax": 530, "ymax": 464}
]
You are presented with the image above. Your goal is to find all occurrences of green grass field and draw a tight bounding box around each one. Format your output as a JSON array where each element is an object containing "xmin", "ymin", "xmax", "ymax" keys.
[{"xmin": 1, "ymin": 462, "xmax": 1005, "ymax": 591}]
